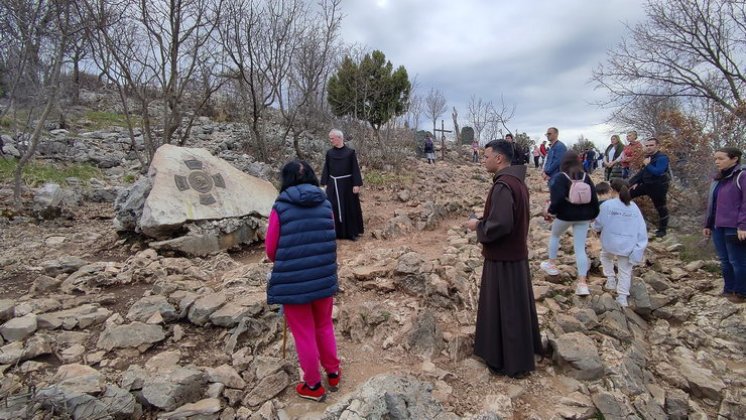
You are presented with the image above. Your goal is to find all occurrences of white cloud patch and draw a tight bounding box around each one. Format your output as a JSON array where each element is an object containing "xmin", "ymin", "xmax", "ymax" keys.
[{"xmin": 338, "ymin": 0, "xmax": 648, "ymax": 146}]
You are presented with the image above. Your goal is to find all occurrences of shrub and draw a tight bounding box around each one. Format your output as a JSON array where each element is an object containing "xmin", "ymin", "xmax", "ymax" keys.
[{"xmin": 0, "ymin": 159, "xmax": 102, "ymax": 187}]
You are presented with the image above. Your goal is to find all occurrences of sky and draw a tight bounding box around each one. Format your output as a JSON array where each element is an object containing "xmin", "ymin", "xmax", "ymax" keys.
[{"xmin": 338, "ymin": 0, "xmax": 649, "ymax": 147}]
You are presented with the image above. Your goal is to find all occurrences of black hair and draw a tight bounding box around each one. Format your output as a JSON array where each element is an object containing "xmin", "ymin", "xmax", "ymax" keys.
[
  {"xmin": 716, "ymin": 147, "xmax": 742, "ymax": 163},
  {"xmin": 280, "ymin": 160, "xmax": 319, "ymax": 192},
  {"xmin": 485, "ymin": 139, "xmax": 514, "ymax": 161},
  {"xmin": 596, "ymin": 181, "xmax": 611, "ymax": 195},
  {"xmin": 610, "ymin": 178, "xmax": 631, "ymax": 206},
  {"xmin": 560, "ymin": 150, "xmax": 583, "ymax": 178},
  {"xmin": 645, "ymin": 137, "xmax": 660, "ymax": 145}
]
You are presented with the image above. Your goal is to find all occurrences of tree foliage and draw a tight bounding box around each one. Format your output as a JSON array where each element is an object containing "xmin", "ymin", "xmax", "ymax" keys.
[{"xmin": 327, "ymin": 50, "xmax": 411, "ymax": 133}]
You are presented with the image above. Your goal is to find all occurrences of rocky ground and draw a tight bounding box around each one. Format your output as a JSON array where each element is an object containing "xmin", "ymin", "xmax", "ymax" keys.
[{"xmin": 1, "ymin": 126, "xmax": 745, "ymax": 419}]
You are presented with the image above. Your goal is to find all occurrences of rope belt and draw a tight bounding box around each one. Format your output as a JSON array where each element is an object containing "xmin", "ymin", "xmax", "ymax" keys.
[{"xmin": 330, "ymin": 174, "xmax": 352, "ymax": 222}]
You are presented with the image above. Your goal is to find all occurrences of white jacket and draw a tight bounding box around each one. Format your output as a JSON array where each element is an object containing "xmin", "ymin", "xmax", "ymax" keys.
[{"xmin": 592, "ymin": 198, "xmax": 648, "ymax": 264}]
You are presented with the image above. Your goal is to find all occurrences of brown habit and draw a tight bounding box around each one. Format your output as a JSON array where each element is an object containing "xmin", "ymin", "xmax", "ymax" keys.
[{"xmin": 474, "ymin": 164, "xmax": 543, "ymax": 377}]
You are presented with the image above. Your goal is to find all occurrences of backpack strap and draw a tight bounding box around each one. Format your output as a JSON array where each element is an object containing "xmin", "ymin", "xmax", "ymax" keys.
[{"xmin": 737, "ymin": 169, "xmax": 743, "ymax": 191}]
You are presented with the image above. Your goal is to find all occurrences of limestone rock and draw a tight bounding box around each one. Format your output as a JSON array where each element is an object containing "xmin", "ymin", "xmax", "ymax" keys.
[
  {"xmin": 141, "ymin": 366, "xmax": 206, "ymax": 411},
  {"xmin": 127, "ymin": 295, "xmax": 179, "ymax": 323},
  {"xmin": 96, "ymin": 322, "xmax": 166, "ymax": 351},
  {"xmin": 672, "ymin": 356, "xmax": 726, "ymax": 400},
  {"xmin": 551, "ymin": 332, "xmax": 604, "ymax": 380},
  {"xmin": 52, "ymin": 363, "xmax": 105, "ymax": 394},
  {"xmin": 0, "ymin": 313, "xmax": 38, "ymax": 342},
  {"xmin": 139, "ymin": 145, "xmax": 277, "ymax": 239},
  {"xmin": 0, "ymin": 300, "xmax": 16, "ymax": 322},
  {"xmin": 37, "ymin": 304, "xmax": 112, "ymax": 330},
  {"xmin": 158, "ymin": 398, "xmax": 222, "ymax": 419},
  {"xmin": 40, "ymin": 255, "xmax": 88, "ymax": 276},
  {"xmin": 188, "ymin": 292, "xmax": 227, "ymax": 326},
  {"xmin": 206, "ymin": 364, "xmax": 246, "ymax": 389},
  {"xmin": 243, "ymin": 370, "xmax": 290, "ymax": 408},
  {"xmin": 322, "ymin": 374, "xmax": 455, "ymax": 419}
]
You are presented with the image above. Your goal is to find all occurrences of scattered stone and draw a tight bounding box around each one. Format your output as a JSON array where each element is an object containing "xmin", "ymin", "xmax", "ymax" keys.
[
  {"xmin": 206, "ymin": 364, "xmax": 246, "ymax": 389},
  {"xmin": 188, "ymin": 292, "xmax": 227, "ymax": 326},
  {"xmin": 551, "ymin": 332, "xmax": 604, "ymax": 380},
  {"xmin": 96, "ymin": 322, "xmax": 166, "ymax": 351},
  {"xmin": 127, "ymin": 295, "xmax": 179, "ymax": 323},
  {"xmin": 158, "ymin": 398, "xmax": 222, "ymax": 419},
  {"xmin": 141, "ymin": 366, "xmax": 206, "ymax": 411},
  {"xmin": 0, "ymin": 313, "xmax": 37, "ymax": 342},
  {"xmin": 673, "ymin": 356, "xmax": 726, "ymax": 400},
  {"xmin": 40, "ymin": 255, "xmax": 88, "ymax": 276},
  {"xmin": 52, "ymin": 363, "xmax": 105, "ymax": 394},
  {"xmin": 243, "ymin": 370, "xmax": 290, "ymax": 407}
]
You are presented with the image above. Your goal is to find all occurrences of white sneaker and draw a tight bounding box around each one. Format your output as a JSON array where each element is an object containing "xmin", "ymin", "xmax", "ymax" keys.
[
  {"xmin": 616, "ymin": 295, "xmax": 629, "ymax": 307},
  {"xmin": 540, "ymin": 261, "xmax": 560, "ymax": 276},
  {"xmin": 575, "ymin": 283, "xmax": 590, "ymax": 296},
  {"xmin": 604, "ymin": 277, "xmax": 617, "ymax": 291}
]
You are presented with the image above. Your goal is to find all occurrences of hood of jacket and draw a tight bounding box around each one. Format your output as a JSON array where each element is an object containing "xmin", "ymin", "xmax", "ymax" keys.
[
  {"xmin": 277, "ymin": 184, "xmax": 327, "ymax": 207},
  {"xmin": 493, "ymin": 163, "xmax": 527, "ymax": 183}
]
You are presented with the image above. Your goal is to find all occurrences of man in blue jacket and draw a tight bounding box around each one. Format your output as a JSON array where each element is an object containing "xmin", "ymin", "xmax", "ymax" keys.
[
  {"xmin": 542, "ymin": 127, "xmax": 567, "ymax": 183},
  {"xmin": 630, "ymin": 137, "xmax": 670, "ymax": 238}
]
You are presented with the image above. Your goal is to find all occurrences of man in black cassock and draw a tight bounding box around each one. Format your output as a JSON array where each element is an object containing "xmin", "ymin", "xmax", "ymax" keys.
[
  {"xmin": 466, "ymin": 139, "xmax": 543, "ymax": 378},
  {"xmin": 321, "ymin": 129, "xmax": 364, "ymax": 240}
]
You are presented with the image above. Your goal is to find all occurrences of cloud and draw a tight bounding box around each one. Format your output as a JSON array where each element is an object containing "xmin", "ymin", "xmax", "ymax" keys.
[{"xmin": 338, "ymin": 0, "xmax": 648, "ymax": 146}]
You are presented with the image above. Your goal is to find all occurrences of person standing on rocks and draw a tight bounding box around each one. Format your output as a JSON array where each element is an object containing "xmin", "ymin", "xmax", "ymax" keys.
[
  {"xmin": 629, "ymin": 137, "xmax": 670, "ymax": 238},
  {"xmin": 620, "ymin": 130, "xmax": 644, "ymax": 179},
  {"xmin": 541, "ymin": 151, "xmax": 600, "ymax": 296},
  {"xmin": 266, "ymin": 160, "xmax": 341, "ymax": 402},
  {"xmin": 465, "ymin": 139, "xmax": 543, "ymax": 378},
  {"xmin": 542, "ymin": 127, "xmax": 567, "ymax": 184},
  {"xmin": 603, "ymin": 135, "xmax": 625, "ymax": 181},
  {"xmin": 321, "ymin": 129, "xmax": 364, "ymax": 240},
  {"xmin": 424, "ymin": 134, "xmax": 436, "ymax": 164},
  {"xmin": 703, "ymin": 147, "xmax": 746, "ymax": 303},
  {"xmin": 593, "ymin": 178, "xmax": 648, "ymax": 307}
]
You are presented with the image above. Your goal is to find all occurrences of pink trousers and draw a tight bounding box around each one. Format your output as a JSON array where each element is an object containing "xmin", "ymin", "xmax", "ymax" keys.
[{"xmin": 283, "ymin": 297, "xmax": 340, "ymax": 386}]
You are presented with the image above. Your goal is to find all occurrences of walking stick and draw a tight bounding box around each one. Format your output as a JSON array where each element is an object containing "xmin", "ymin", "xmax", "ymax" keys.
[{"xmin": 282, "ymin": 315, "xmax": 287, "ymax": 359}]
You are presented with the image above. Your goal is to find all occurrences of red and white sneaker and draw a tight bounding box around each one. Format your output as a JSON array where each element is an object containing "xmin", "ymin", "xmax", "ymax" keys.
[
  {"xmin": 296, "ymin": 382, "xmax": 326, "ymax": 402},
  {"xmin": 327, "ymin": 369, "xmax": 341, "ymax": 391}
]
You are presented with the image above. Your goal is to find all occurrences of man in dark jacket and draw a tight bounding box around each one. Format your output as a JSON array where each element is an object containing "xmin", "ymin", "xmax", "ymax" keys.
[
  {"xmin": 630, "ymin": 137, "xmax": 670, "ymax": 238},
  {"xmin": 465, "ymin": 139, "xmax": 542, "ymax": 378},
  {"xmin": 505, "ymin": 134, "xmax": 526, "ymax": 166}
]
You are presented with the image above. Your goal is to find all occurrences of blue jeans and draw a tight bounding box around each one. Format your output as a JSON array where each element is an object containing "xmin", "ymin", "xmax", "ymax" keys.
[
  {"xmin": 548, "ymin": 219, "xmax": 590, "ymax": 277},
  {"xmin": 712, "ymin": 227, "xmax": 746, "ymax": 295}
]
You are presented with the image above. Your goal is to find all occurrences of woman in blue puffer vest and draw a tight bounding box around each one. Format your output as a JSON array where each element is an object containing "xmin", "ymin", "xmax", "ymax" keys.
[{"xmin": 266, "ymin": 160, "xmax": 340, "ymax": 401}]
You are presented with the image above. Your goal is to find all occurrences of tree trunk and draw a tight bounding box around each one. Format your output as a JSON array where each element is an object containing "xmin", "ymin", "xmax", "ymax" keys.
[{"xmin": 13, "ymin": 35, "xmax": 66, "ymax": 208}]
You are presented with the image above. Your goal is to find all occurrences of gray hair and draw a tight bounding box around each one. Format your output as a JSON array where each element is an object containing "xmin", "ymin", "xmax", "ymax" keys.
[{"xmin": 329, "ymin": 129, "xmax": 344, "ymax": 141}]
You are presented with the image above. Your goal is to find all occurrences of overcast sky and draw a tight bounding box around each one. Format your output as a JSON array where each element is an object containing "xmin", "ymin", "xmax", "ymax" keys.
[{"xmin": 338, "ymin": 0, "xmax": 649, "ymax": 147}]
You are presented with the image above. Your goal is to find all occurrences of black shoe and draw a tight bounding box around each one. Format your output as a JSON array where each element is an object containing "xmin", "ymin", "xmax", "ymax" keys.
[{"xmin": 655, "ymin": 230, "xmax": 667, "ymax": 238}]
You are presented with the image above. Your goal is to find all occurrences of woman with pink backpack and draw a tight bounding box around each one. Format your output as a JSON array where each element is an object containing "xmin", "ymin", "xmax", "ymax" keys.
[{"xmin": 541, "ymin": 151, "xmax": 600, "ymax": 295}]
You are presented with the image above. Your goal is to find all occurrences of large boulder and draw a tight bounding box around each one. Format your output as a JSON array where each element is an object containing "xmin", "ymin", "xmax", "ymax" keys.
[{"xmin": 139, "ymin": 144, "xmax": 277, "ymax": 239}]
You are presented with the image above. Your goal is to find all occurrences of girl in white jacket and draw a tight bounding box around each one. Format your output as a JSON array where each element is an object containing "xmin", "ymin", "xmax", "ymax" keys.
[{"xmin": 592, "ymin": 179, "xmax": 648, "ymax": 307}]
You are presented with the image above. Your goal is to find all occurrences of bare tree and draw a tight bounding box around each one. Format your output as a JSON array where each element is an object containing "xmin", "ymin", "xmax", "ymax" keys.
[
  {"xmin": 484, "ymin": 95, "xmax": 515, "ymax": 141},
  {"xmin": 278, "ymin": 0, "xmax": 342, "ymax": 159},
  {"xmin": 468, "ymin": 95, "xmax": 491, "ymax": 143},
  {"xmin": 451, "ymin": 107, "xmax": 460, "ymax": 144},
  {"xmin": 593, "ymin": 0, "xmax": 746, "ymax": 124},
  {"xmin": 1, "ymin": 0, "xmax": 73, "ymax": 206},
  {"xmin": 405, "ymin": 94, "xmax": 423, "ymax": 130},
  {"xmin": 80, "ymin": 0, "xmax": 225, "ymax": 163},
  {"xmin": 424, "ymin": 88, "xmax": 447, "ymax": 136},
  {"xmin": 220, "ymin": 0, "xmax": 306, "ymax": 161}
]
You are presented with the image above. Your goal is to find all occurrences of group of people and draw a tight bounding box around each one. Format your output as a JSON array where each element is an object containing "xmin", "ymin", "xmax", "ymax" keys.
[
  {"xmin": 467, "ymin": 127, "xmax": 746, "ymax": 380},
  {"xmin": 263, "ymin": 126, "xmax": 745, "ymax": 400}
]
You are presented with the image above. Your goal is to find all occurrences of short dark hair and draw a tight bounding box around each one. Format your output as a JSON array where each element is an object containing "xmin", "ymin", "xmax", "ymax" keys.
[
  {"xmin": 505, "ymin": 133, "xmax": 514, "ymax": 139},
  {"xmin": 280, "ymin": 160, "xmax": 319, "ymax": 191},
  {"xmin": 596, "ymin": 181, "xmax": 611, "ymax": 195},
  {"xmin": 485, "ymin": 139, "xmax": 514, "ymax": 161},
  {"xmin": 717, "ymin": 147, "xmax": 742, "ymax": 163},
  {"xmin": 645, "ymin": 137, "xmax": 660, "ymax": 145}
]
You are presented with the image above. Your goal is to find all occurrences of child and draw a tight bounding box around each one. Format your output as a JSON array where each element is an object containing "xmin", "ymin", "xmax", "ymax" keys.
[
  {"xmin": 592, "ymin": 179, "xmax": 648, "ymax": 307},
  {"xmin": 266, "ymin": 160, "xmax": 341, "ymax": 401},
  {"xmin": 595, "ymin": 181, "xmax": 612, "ymax": 205}
]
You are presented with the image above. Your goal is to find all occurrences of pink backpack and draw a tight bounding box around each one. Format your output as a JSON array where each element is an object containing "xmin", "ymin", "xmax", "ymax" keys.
[{"xmin": 563, "ymin": 172, "xmax": 592, "ymax": 204}]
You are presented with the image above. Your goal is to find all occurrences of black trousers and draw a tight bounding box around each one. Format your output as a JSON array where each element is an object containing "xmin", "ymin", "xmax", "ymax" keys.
[
  {"xmin": 631, "ymin": 182, "xmax": 669, "ymax": 232},
  {"xmin": 533, "ymin": 156, "xmax": 540, "ymax": 168}
]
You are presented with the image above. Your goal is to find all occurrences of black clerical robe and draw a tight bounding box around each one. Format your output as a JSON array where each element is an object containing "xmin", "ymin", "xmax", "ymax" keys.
[{"xmin": 321, "ymin": 145, "xmax": 364, "ymax": 240}]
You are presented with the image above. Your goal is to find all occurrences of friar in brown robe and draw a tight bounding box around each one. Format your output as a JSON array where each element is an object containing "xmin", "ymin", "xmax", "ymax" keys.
[{"xmin": 466, "ymin": 139, "xmax": 543, "ymax": 378}]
